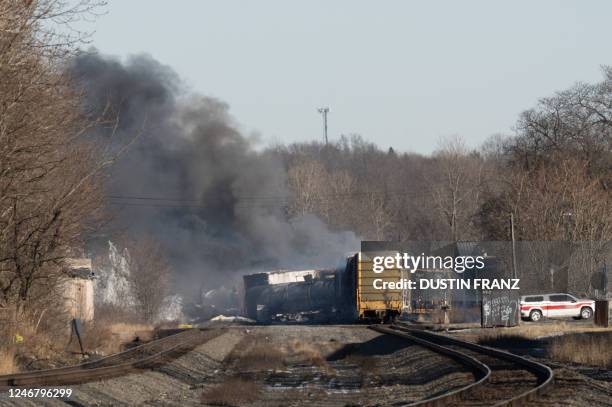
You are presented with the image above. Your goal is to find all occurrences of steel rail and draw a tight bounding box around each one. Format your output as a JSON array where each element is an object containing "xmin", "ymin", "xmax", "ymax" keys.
[
  {"xmin": 0, "ymin": 328, "xmax": 207, "ymax": 388},
  {"xmin": 371, "ymin": 325, "xmax": 491, "ymax": 407},
  {"xmin": 387, "ymin": 324, "xmax": 554, "ymax": 406}
]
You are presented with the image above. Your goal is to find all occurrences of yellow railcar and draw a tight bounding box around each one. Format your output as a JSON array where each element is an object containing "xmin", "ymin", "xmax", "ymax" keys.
[{"xmin": 348, "ymin": 252, "xmax": 405, "ymax": 322}]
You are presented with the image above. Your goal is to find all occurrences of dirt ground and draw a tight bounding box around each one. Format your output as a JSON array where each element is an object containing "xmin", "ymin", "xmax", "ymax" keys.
[
  {"xmin": 0, "ymin": 325, "xmax": 473, "ymax": 407},
  {"xmin": 0, "ymin": 323, "xmax": 611, "ymax": 406},
  {"xmin": 447, "ymin": 320, "xmax": 612, "ymax": 406}
]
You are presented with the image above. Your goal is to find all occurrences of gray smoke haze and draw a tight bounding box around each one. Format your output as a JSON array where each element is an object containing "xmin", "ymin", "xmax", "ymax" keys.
[{"xmin": 71, "ymin": 51, "xmax": 358, "ymax": 297}]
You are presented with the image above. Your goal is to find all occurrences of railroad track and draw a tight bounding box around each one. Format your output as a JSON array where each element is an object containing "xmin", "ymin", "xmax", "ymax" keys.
[
  {"xmin": 371, "ymin": 325, "xmax": 554, "ymax": 407},
  {"xmin": 0, "ymin": 328, "xmax": 221, "ymax": 388}
]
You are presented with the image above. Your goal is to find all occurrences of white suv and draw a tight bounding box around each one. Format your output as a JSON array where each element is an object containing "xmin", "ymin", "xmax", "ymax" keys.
[{"xmin": 520, "ymin": 293, "xmax": 595, "ymax": 322}]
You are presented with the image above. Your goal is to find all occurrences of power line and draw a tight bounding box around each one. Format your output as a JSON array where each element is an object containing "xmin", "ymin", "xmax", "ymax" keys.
[
  {"xmin": 108, "ymin": 194, "xmax": 287, "ymax": 202},
  {"xmin": 109, "ymin": 189, "xmax": 427, "ymax": 203},
  {"xmin": 107, "ymin": 188, "xmax": 434, "ymax": 210},
  {"xmin": 108, "ymin": 201, "xmax": 288, "ymax": 209}
]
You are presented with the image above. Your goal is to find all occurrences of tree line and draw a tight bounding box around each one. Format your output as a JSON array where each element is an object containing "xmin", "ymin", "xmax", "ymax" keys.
[{"xmin": 276, "ymin": 69, "xmax": 611, "ymax": 293}]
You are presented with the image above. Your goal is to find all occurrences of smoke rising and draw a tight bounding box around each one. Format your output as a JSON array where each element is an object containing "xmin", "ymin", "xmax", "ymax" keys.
[{"xmin": 70, "ymin": 51, "xmax": 358, "ymax": 297}]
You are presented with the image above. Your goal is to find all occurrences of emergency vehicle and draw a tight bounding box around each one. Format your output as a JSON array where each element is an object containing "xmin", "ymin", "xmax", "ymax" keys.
[{"xmin": 520, "ymin": 293, "xmax": 594, "ymax": 321}]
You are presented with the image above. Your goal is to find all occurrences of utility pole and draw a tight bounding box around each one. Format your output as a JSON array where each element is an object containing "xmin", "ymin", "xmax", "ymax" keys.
[
  {"xmin": 510, "ymin": 212, "xmax": 518, "ymax": 279},
  {"xmin": 317, "ymin": 107, "xmax": 329, "ymax": 145}
]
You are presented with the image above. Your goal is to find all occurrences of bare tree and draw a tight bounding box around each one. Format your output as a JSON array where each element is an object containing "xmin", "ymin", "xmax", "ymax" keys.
[
  {"xmin": 287, "ymin": 158, "xmax": 362, "ymax": 230},
  {"xmin": 0, "ymin": 1, "xmax": 107, "ymax": 318},
  {"xmin": 287, "ymin": 160, "xmax": 330, "ymax": 219},
  {"xmin": 429, "ymin": 136, "xmax": 485, "ymax": 241},
  {"xmin": 510, "ymin": 66, "xmax": 612, "ymax": 182},
  {"xmin": 126, "ymin": 238, "xmax": 171, "ymax": 323}
]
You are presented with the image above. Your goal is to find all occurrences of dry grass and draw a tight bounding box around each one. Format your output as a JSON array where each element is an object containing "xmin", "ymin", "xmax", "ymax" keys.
[
  {"xmin": 468, "ymin": 322, "xmax": 612, "ymax": 369},
  {"xmin": 2, "ymin": 309, "xmax": 73, "ymax": 371},
  {"xmin": 0, "ymin": 304, "xmax": 155, "ymax": 373},
  {"xmin": 473, "ymin": 322, "xmax": 612, "ymax": 342},
  {"xmin": 549, "ymin": 333, "xmax": 612, "ymax": 368},
  {"xmin": 0, "ymin": 347, "xmax": 16, "ymax": 374},
  {"xmin": 201, "ymin": 378, "xmax": 261, "ymax": 406},
  {"xmin": 343, "ymin": 352, "xmax": 378, "ymax": 372},
  {"xmin": 290, "ymin": 340, "xmax": 329, "ymax": 369},
  {"xmin": 228, "ymin": 338, "xmax": 333, "ymax": 372},
  {"xmin": 228, "ymin": 342, "xmax": 286, "ymax": 371},
  {"xmin": 80, "ymin": 323, "xmax": 117, "ymax": 354},
  {"xmin": 156, "ymin": 320, "xmax": 182, "ymax": 329},
  {"xmin": 107, "ymin": 322, "xmax": 154, "ymax": 342},
  {"xmin": 84, "ymin": 322, "xmax": 153, "ymax": 354},
  {"xmin": 23, "ymin": 330, "xmax": 63, "ymax": 362},
  {"xmin": 94, "ymin": 303, "xmax": 141, "ymax": 323}
]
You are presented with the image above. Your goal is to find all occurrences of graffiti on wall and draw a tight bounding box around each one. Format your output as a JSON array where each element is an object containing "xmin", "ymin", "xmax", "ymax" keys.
[{"xmin": 482, "ymin": 292, "xmax": 519, "ymax": 327}]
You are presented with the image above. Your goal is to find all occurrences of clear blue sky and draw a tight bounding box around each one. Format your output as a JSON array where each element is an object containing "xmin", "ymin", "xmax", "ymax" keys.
[{"xmin": 81, "ymin": 1, "xmax": 612, "ymax": 154}]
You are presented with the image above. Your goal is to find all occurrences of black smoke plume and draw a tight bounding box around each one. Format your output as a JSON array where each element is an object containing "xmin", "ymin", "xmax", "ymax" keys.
[{"xmin": 70, "ymin": 51, "xmax": 358, "ymax": 297}]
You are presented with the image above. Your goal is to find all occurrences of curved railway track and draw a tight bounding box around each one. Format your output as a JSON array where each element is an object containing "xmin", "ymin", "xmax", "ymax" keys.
[
  {"xmin": 0, "ymin": 324, "xmax": 556, "ymax": 406},
  {"xmin": 0, "ymin": 328, "xmax": 222, "ymax": 388},
  {"xmin": 372, "ymin": 324, "xmax": 554, "ymax": 406}
]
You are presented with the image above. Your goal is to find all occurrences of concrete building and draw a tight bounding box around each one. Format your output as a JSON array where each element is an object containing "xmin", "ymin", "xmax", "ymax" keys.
[{"xmin": 64, "ymin": 258, "xmax": 95, "ymax": 322}]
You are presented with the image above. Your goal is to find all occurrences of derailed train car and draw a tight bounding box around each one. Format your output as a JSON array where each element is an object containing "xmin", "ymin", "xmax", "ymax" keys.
[
  {"xmin": 242, "ymin": 253, "xmax": 400, "ymax": 323},
  {"xmin": 242, "ymin": 268, "xmax": 356, "ymax": 323},
  {"xmin": 243, "ymin": 244, "xmax": 519, "ymax": 325},
  {"xmin": 243, "ymin": 274, "xmax": 330, "ymax": 322}
]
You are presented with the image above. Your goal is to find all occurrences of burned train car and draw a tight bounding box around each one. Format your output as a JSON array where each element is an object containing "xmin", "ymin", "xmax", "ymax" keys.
[
  {"xmin": 242, "ymin": 253, "xmax": 398, "ymax": 323},
  {"xmin": 242, "ymin": 242, "xmax": 519, "ymax": 326},
  {"xmin": 243, "ymin": 269, "xmax": 356, "ymax": 323}
]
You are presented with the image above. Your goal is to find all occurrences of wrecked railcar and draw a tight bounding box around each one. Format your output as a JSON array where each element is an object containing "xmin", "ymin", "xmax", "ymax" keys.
[
  {"xmin": 243, "ymin": 269, "xmax": 355, "ymax": 323},
  {"xmin": 242, "ymin": 253, "xmax": 397, "ymax": 323},
  {"xmin": 243, "ymin": 243, "xmax": 519, "ymax": 326}
]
